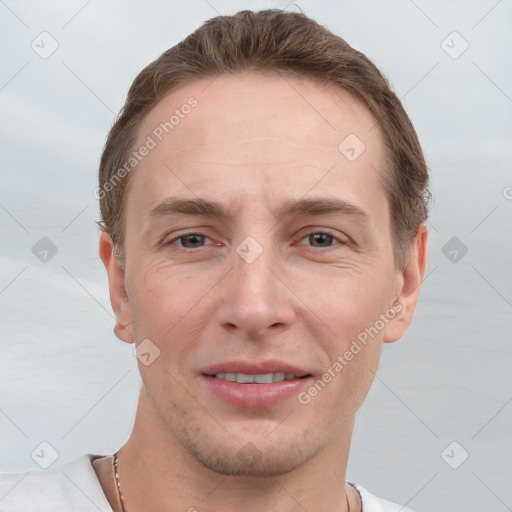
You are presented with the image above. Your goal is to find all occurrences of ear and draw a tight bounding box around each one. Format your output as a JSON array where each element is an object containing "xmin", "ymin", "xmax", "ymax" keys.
[
  {"xmin": 383, "ymin": 224, "xmax": 428, "ymax": 343},
  {"xmin": 99, "ymin": 231, "xmax": 135, "ymax": 344}
]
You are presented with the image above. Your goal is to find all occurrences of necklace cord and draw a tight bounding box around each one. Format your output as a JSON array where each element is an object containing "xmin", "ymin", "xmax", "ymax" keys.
[{"xmin": 113, "ymin": 452, "xmax": 127, "ymax": 512}]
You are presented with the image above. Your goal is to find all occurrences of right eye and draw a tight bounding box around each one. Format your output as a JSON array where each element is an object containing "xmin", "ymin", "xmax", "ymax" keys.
[{"xmin": 166, "ymin": 233, "xmax": 209, "ymax": 249}]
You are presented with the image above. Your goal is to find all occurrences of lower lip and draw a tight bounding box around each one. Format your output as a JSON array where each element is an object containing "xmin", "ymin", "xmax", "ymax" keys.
[{"xmin": 201, "ymin": 375, "xmax": 312, "ymax": 408}]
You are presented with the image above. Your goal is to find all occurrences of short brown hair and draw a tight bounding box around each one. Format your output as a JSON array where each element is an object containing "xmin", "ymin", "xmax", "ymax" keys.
[{"xmin": 97, "ymin": 9, "xmax": 430, "ymax": 270}]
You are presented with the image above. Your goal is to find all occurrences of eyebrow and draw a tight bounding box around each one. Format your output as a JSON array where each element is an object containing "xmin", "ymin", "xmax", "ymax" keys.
[{"xmin": 149, "ymin": 196, "xmax": 370, "ymax": 222}]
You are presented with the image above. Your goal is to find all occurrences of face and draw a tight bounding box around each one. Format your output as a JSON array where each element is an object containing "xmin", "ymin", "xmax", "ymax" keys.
[{"xmin": 102, "ymin": 71, "xmax": 423, "ymax": 477}]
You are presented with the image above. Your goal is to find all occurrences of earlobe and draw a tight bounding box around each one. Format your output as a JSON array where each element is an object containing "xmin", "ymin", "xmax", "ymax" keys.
[
  {"xmin": 383, "ymin": 224, "xmax": 428, "ymax": 344},
  {"xmin": 99, "ymin": 231, "xmax": 135, "ymax": 344}
]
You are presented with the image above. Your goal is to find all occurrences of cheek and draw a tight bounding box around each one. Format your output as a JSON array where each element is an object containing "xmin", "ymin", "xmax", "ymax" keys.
[
  {"xmin": 314, "ymin": 269, "xmax": 392, "ymax": 337},
  {"xmin": 127, "ymin": 259, "xmax": 196, "ymax": 320},
  {"xmin": 310, "ymin": 271, "xmax": 391, "ymax": 399},
  {"xmin": 126, "ymin": 264, "xmax": 213, "ymax": 359},
  {"xmin": 313, "ymin": 325, "xmax": 383, "ymax": 421}
]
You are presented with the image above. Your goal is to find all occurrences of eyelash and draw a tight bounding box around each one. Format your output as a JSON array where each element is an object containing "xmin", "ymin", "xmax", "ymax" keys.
[{"xmin": 165, "ymin": 230, "xmax": 347, "ymax": 251}]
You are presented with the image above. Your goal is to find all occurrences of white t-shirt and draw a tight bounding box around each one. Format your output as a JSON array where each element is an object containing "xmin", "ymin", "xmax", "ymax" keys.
[{"xmin": 0, "ymin": 454, "xmax": 419, "ymax": 512}]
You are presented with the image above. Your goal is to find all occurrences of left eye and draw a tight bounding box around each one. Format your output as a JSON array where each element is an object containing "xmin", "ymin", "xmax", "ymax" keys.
[{"xmin": 299, "ymin": 232, "xmax": 340, "ymax": 248}]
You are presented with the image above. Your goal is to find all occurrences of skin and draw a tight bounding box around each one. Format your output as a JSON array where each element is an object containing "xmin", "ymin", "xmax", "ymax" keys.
[{"xmin": 96, "ymin": 71, "xmax": 427, "ymax": 512}]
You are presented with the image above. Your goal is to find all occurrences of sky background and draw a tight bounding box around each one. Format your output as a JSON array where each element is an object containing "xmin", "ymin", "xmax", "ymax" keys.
[{"xmin": 0, "ymin": 1, "xmax": 511, "ymax": 511}]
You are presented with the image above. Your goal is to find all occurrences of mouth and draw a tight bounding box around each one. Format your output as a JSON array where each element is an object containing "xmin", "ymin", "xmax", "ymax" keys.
[
  {"xmin": 200, "ymin": 362, "xmax": 313, "ymax": 408},
  {"xmin": 210, "ymin": 372, "xmax": 305, "ymax": 383}
]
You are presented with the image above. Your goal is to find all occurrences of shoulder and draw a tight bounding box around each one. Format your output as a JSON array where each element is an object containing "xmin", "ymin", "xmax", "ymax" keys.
[
  {"xmin": 350, "ymin": 481, "xmax": 421, "ymax": 512},
  {"xmin": 0, "ymin": 454, "xmax": 112, "ymax": 512}
]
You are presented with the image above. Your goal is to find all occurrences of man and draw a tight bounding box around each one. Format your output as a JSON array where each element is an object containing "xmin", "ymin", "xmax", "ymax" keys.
[{"xmin": 0, "ymin": 9, "xmax": 429, "ymax": 512}]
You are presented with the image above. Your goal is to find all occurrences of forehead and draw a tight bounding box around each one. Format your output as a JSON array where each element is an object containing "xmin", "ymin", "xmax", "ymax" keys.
[
  {"xmin": 127, "ymin": 71, "xmax": 388, "ymax": 226},
  {"xmin": 136, "ymin": 70, "xmax": 382, "ymax": 157}
]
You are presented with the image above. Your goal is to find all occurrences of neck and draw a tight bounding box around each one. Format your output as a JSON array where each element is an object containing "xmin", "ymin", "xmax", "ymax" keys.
[{"xmin": 111, "ymin": 387, "xmax": 358, "ymax": 512}]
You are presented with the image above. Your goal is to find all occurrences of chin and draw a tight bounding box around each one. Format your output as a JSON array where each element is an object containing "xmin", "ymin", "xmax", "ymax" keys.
[{"xmin": 183, "ymin": 435, "xmax": 318, "ymax": 478}]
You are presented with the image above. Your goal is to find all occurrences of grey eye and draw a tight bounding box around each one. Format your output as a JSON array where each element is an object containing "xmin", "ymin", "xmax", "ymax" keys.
[
  {"xmin": 305, "ymin": 233, "xmax": 335, "ymax": 248},
  {"xmin": 176, "ymin": 234, "xmax": 207, "ymax": 248}
]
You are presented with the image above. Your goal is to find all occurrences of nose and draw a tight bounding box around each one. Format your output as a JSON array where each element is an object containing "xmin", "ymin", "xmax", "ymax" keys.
[{"xmin": 214, "ymin": 239, "xmax": 295, "ymax": 338}]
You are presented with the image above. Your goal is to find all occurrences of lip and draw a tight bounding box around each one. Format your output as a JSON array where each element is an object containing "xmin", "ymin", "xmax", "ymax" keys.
[{"xmin": 200, "ymin": 360, "xmax": 312, "ymax": 408}]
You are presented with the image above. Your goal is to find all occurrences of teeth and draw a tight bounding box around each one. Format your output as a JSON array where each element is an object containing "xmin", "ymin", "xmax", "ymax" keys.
[
  {"xmin": 214, "ymin": 372, "xmax": 297, "ymax": 383},
  {"xmin": 255, "ymin": 373, "xmax": 273, "ymax": 383},
  {"xmin": 237, "ymin": 373, "xmax": 255, "ymax": 384},
  {"xmin": 273, "ymin": 372, "xmax": 285, "ymax": 382}
]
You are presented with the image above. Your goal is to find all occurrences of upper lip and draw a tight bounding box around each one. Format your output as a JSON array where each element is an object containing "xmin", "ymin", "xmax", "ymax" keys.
[{"xmin": 201, "ymin": 360, "xmax": 310, "ymax": 377}]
